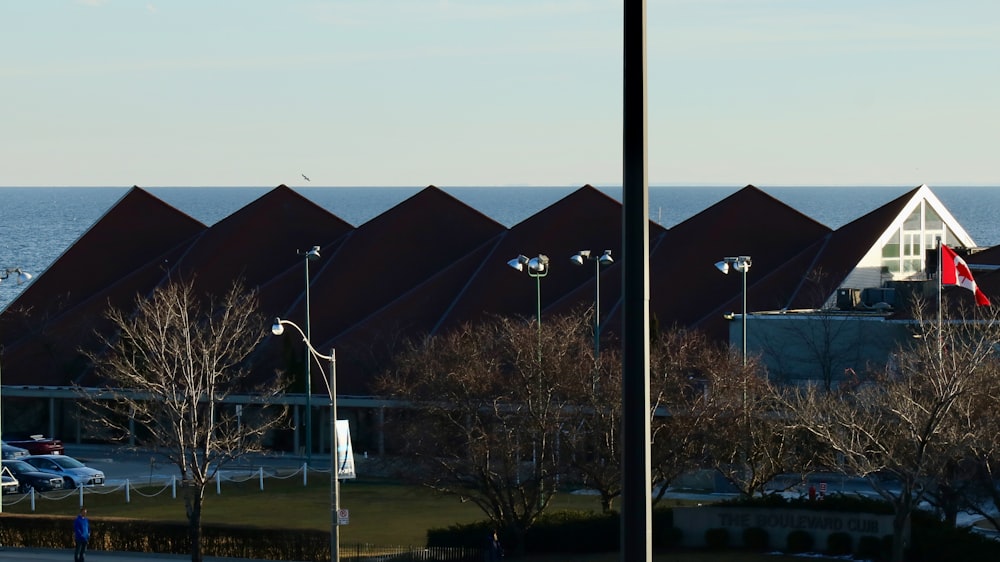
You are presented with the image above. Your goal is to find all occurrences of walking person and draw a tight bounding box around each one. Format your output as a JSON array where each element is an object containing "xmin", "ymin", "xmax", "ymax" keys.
[
  {"xmin": 484, "ymin": 529, "xmax": 503, "ymax": 562},
  {"xmin": 73, "ymin": 507, "xmax": 90, "ymax": 562}
]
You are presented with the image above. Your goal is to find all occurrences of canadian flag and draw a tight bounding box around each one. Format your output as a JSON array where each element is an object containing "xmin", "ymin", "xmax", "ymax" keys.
[{"xmin": 941, "ymin": 244, "xmax": 991, "ymax": 306}]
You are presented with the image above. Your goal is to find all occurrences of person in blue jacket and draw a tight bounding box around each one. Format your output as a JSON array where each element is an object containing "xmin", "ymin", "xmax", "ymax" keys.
[
  {"xmin": 73, "ymin": 507, "xmax": 90, "ymax": 562},
  {"xmin": 485, "ymin": 529, "xmax": 503, "ymax": 561}
]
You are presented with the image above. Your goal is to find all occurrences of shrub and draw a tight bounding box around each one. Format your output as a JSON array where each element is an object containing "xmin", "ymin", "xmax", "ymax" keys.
[
  {"xmin": 785, "ymin": 529, "xmax": 814, "ymax": 553},
  {"xmin": 825, "ymin": 531, "xmax": 851, "ymax": 556},
  {"xmin": 651, "ymin": 507, "xmax": 676, "ymax": 548},
  {"xmin": 742, "ymin": 527, "xmax": 769, "ymax": 551},
  {"xmin": 856, "ymin": 535, "xmax": 882, "ymax": 560},
  {"xmin": 660, "ymin": 526, "xmax": 683, "ymax": 549},
  {"xmin": 704, "ymin": 528, "xmax": 729, "ymax": 550}
]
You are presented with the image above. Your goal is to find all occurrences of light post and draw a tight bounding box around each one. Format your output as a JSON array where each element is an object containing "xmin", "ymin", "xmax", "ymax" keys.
[
  {"xmin": 272, "ymin": 317, "xmax": 340, "ymax": 562},
  {"xmin": 507, "ymin": 254, "xmax": 550, "ymax": 358},
  {"xmin": 0, "ymin": 267, "xmax": 31, "ymax": 516},
  {"xmin": 508, "ymin": 254, "xmax": 550, "ymax": 328},
  {"xmin": 571, "ymin": 250, "xmax": 613, "ymax": 357},
  {"xmin": 299, "ymin": 246, "xmax": 321, "ymax": 464},
  {"xmin": 715, "ymin": 256, "xmax": 752, "ymax": 365},
  {"xmin": 716, "ymin": 256, "xmax": 752, "ymax": 471}
]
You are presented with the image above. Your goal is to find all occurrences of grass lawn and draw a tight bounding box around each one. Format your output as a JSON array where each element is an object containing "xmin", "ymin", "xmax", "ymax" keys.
[
  {"xmin": 5, "ymin": 477, "xmax": 622, "ymax": 545},
  {"xmin": 2, "ymin": 478, "xmax": 843, "ymax": 561}
]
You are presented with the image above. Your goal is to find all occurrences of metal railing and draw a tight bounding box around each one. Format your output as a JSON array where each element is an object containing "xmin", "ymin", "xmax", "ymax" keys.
[{"xmin": 344, "ymin": 543, "xmax": 483, "ymax": 562}]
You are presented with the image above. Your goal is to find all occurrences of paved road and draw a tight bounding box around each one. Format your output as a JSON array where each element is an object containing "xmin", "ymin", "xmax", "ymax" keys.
[{"xmin": 70, "ymin": 444, "xmax": 314, "ymax": 487}]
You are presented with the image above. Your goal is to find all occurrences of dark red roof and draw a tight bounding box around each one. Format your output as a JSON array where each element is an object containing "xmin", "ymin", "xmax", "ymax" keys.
[{"xmin": 2, "ymin": 183, "xmax": 996, "ymax": 394}]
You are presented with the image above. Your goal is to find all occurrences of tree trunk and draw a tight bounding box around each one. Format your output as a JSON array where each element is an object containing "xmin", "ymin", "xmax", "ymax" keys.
[
  {"xmin": 185, "ymin": 486, "xmax": 205, "ymax": 562},
  {"xmin": 600, "ymin": 491, "xmax": 614, "ymax": 513},
  {"xmin": 891, "ymin": 503, "xmax": 910, "ymax": 562}
]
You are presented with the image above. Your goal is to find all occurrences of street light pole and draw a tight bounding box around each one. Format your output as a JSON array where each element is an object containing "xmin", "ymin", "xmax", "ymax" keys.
[
  {"xmin": 571, "ymin": 250, "xmax": 614, "ymax": 357},
  {"xmin": 715, "ymin": 256, "xmax": 752, "ymax": 365},
  {"xmin": 299, "ymin": 246, "xmax": 321, "ymax": 464},
  {"xmin": 272, "ymin": 318, "xmax": 339, "ymax": 562},
  {"xmin": 329, "ymin": 348, "xmax": 339, "ymax": 562},
  {"xmin": 507, "ymin": 254, "xmax": 550, "ymax": 357}
]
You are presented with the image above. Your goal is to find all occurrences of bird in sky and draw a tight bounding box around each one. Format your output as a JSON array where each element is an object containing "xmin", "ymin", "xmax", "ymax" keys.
[{"xmin": 301, "ymin": 174, "xmax": 310, "ymax": 182}]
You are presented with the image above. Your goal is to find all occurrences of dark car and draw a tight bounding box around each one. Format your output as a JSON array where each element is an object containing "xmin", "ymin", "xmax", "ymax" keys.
[
  {"xmin": 1, "ymin": 459, "xmax": 64, "ymax": 493},
  {"xmin": 1, "ymin": 440, "xmax": 29, "ymax": 460},
  {"xmin": 23, "ymin": 455, "xmax": 104, "ymax": 488},
  {"xmin": 3, "ymin": 434, "xmax": 65, "ymax": 456}
]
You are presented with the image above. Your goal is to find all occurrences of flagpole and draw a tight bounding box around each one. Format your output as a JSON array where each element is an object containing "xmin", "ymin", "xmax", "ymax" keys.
[{"xmin": 937, "ymin": 236, "xmax": 943, "ymax": 363}]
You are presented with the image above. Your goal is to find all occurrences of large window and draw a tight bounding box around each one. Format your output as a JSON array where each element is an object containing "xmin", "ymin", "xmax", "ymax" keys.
[{"xmin": 880, "ymin": 201, "xmax": 955, "ymax": 278}]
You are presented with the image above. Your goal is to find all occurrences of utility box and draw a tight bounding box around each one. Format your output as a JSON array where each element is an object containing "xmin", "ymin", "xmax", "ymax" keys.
[{"xmin": 837, "ymin": 288, "xmax": 861, "ymax": 310}]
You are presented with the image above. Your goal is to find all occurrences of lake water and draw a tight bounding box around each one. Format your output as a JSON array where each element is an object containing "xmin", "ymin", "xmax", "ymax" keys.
[{"xmin": 1, "ymin": 185, "xmax": 997, "ymax": 310}]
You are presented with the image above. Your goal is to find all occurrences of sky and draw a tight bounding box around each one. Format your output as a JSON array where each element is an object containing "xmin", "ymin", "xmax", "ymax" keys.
[{"xmin": 3, "ymin": 0, "xmax": 999, "ymax": 188}]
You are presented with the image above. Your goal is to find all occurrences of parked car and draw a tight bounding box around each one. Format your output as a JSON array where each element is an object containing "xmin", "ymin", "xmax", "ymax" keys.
[
  {"xmin": 3, "ymin": 434, "xmax": 65, "ymax": 455},
  {"xmin": 0, "ymin": 468, "xmax": 17, "ymax": 495},
  {"xmin": 1, "ymin": 440, "xmax": 29, "ymax": 460},
  {"xmin": 22, "ymin": 455, "xmax": 104, "ymax": 488},
  {"xmin": 1, "ymin": 459, "xmax": 65, "ymax": 493}
]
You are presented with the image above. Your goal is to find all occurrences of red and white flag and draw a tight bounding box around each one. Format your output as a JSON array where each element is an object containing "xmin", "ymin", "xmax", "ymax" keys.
[{"xmin": 941, "ymin": 244, "xmax": 991, "ymax": 306}]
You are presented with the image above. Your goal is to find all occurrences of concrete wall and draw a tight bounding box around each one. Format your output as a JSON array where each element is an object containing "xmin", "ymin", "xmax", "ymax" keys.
[{"xmin": 673, "ymin": 506, "xmax": 898, "ymax": 549}]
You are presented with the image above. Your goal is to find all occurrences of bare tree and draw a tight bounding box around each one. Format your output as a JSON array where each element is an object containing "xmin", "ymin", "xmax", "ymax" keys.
[
  {"xmin": 558, "ymin": 327, "xmax": 623, "ymax": 514},
  {"xmin": 376, "ymin": 314, "xmax": 590, "ymax": 554},
  {"xmin": 778, "ymin": 300, "xmax": 1000, "ymax": 562},
  {"xmin": 648, "ymin": 329, "xmax": 729, "ymax": 502},
  {"xmin": 701, "ymin": 352, "xmax": 803, "ymax": 497},
  {"xmin": 83, "ymin": 280, "xmax": 288, "ymax": 562}
]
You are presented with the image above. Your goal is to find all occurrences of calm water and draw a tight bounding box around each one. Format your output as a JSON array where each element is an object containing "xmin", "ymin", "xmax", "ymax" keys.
[{"xmin": 1, "ymin": 185, "xmax": 998, "ymax": 310}]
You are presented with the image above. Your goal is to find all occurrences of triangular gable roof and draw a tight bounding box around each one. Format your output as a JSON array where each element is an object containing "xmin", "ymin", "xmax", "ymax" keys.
[
  {"xmin": 168, "ymin": 185, "xmax": 354, "ymax": 297},
  {"xmin": 3, "ymin": 187, "xmax": 205, "ymax": 318},
  {"xmin": 299, "ymin": 185, "xmax": 507, "ymax": 349},
  {"xmin": 0, "ymin": 187, "xmax": 206, "ymax": 386},
  {"xmin": 438, "ymin": 185, "xmax": 627, "ymax": 327},
  {"xmin": 2, "ymin": 182, "xmax": 993, "ymax": 395},
  {"xmin": 825, "ymin": 185, "xmax": 977, "ymax": 303},
  {"xmin": 647, "ymin": 185, "xmax": 831, "ymax": 329}
]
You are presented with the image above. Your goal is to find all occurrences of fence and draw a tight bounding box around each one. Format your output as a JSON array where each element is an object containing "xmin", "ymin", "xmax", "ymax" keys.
[
  {"xmin": 341, "ymin": 543, "xmax": 483, "ymax": 561},
  {"xmin": 0, "ymin": 462, "xmax": 321, "ymax": 511}
]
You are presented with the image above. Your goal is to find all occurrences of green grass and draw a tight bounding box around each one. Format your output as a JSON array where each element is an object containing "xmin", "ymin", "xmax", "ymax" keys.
[
  {"xmin": 3, "ymin": 478, "xmax": 842, "ymax": 561},
  {"xmin": 4, "ymin": 477, "xmax": 618, "ymax": 545}
]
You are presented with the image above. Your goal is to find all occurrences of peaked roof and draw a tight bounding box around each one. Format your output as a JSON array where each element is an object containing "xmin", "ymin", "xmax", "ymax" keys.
[
  {"xmin": 170, "ymin": 185, "xmax": 355, "ymax": 298},
  {"xmin": 1, "ymin": 183, "xmax": 995, "ymax": 395},
  {"xmin": 648, "ymin": 185, "xmax": 831, "ymax": 338},
  {"xmin": 0, "ymin": 187, "xmax": 206, "ymax": 386}
]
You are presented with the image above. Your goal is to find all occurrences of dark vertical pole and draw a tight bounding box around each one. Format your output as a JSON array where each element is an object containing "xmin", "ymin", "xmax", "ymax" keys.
[
  {"xmin": 622, "ymin": 0, "xmax": 652, "ymax": 560},
  {"xmin": 330, "ymin": 349, "xmax": 340, "ymax": 562},
  {"xmin": 304, "ymin": 256, "xmax": 313, "ymax": 464},
  {"xmin": 594, "ymin": 257, "xmax": 602, "ymax": 357}
]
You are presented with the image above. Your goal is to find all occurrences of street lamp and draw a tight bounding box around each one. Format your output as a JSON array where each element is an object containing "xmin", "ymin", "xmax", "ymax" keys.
[
  {"xmin": 272, "ymin": 317, "xmax": 340, "ymax": 562},
  {"xmin": 571, "ymin": 250, "xmax": 613, "ymax": 357},
  {"xmin": 299, "ymin": 246, "xmax": 321, "ymax": 464},
  {"xmin": 507, "ymin": 254, "xmax": 549, "ymax": 329},
  {"xmin": 0, "ymin": 266, "xmax": 30, "ymax": 515},
  {"xmin": 715, "ymin": 256, "xmax": 751, "ymax": 365}
]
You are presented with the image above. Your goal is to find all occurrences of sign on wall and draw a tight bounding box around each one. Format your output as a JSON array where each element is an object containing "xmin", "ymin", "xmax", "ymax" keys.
[{"xmin": 673, "ymin": 506, "xmax": 901, "ymax": 548}]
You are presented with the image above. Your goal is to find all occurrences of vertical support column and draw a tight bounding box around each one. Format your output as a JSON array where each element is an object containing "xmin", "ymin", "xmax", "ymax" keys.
[{"xmin": 621, "ymin": 0, "xmax": 652, "ymax": 560}]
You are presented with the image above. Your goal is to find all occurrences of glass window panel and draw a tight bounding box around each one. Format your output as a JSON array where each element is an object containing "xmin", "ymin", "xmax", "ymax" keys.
[
  {"xmin": 926, "ymin": 205, "xmax": 943, "ymax": 230},
  {"xmin": 903, "ymin": 207, "xmax": 921, "ymax": 230}
]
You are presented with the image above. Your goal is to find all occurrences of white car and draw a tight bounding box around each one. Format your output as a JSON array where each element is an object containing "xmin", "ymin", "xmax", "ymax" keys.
[
  {"xmin": 23, "ymin": 455, "xmax": 105, "ymax": 488},
  {"xmin": 0, "ymin": 466, "xmax": 18, "ymax": 494}
]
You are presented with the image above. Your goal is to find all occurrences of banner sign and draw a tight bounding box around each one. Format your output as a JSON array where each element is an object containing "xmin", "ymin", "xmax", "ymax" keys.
[{"xmin": 336, "ymin": 419, "xmax": 356, "ymax": 479}]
